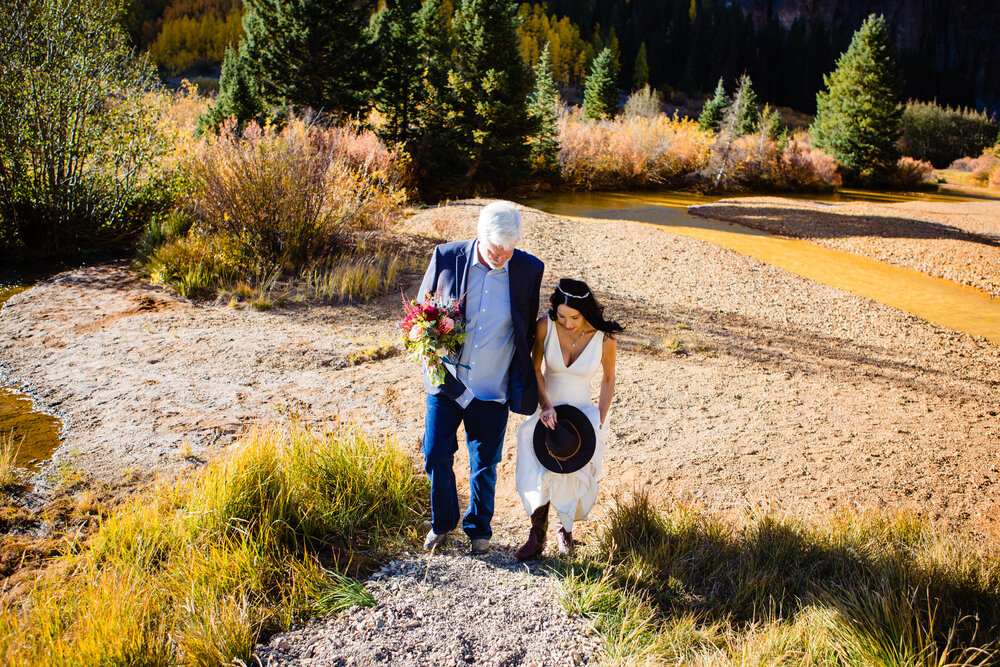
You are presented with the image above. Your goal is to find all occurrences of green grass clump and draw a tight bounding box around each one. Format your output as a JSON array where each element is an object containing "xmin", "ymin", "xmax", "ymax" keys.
[
  {"xmin": 558, "ymin": 493, "xmax": 1000, "ymax": 666},
  {"xmin": 0, "ymin": 421, "xmax": 427, "ymax": 666}
]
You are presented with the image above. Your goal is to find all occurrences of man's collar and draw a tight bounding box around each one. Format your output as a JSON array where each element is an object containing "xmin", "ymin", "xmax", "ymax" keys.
[{"xmin": 471, "ymin": 239, "xmax": 511, "ymax": 272}]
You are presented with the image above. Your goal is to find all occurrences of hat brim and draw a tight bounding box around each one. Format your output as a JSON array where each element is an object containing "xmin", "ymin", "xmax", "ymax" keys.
[{"xmin": 532, "ymin": 404, "xmax": 596, "ymax": 474}]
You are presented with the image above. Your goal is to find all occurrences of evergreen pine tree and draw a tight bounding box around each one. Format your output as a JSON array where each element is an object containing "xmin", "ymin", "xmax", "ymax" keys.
[
  {"xmin": 632, "ymin": 42, "xmax": 649, "ymax": 90},
  {"xmin": 370, "ymin": 0, "xmax": 424, "ymax": 146},
  {"xmin": 759, "ymin": 104, "xmax": 784, "ymax": 142},
  {"xmin": 416, "ymin": 0, "xmax": 535, "ymax": 192},
  {"xmin": 583, "ymin": 48, "xmax": 618, "ymax": 120},
  {"xmin": 241, "ymin": 0, "xmax": 376, "ymax": 117},
  {"xmin": 811, "ymin": 14, "xmax": 903, "ymax": 184},
  {"xmin": 198, "ymin": 44, "xmax": 268, "ymax": 135},
  {"xmin": 527, "ymin": 41, "xmax": 561, "ymax": 177},
  {"xmin": 416, "ymin": 0, "xmax": 454, "ymax": 97},
  {"xmin": 698, "ymin": 78, "xmax": 727, "ymax": 132},
  {"xmin": 732, "ymin": 74, "xmax": 759, "ymax": 136},
  {"xmin": 707, "ymin": 74, "xmax": 751, "ymax": 188}
]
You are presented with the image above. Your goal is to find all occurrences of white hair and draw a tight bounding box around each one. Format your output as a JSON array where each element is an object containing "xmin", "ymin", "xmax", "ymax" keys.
[{"xmin": 477, "ymin": 201, "xmax": 522, "ymax": 250}]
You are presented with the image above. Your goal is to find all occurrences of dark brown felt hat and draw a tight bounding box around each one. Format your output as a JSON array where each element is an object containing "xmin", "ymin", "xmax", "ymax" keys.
[{"xmin": 532, "ymin": 404, "xmax": 596, "ymax": 474}]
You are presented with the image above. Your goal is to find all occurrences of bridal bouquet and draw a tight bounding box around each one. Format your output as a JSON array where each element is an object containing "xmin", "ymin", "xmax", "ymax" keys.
[{"xmin": 399, "ymin": 293, "xmax": 466, "ymax": 386}]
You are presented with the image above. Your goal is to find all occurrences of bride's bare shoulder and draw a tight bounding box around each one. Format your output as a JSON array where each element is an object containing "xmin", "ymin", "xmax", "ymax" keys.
[{"xmin": 535, "ymin": 316, "xmax": 549, "ymax": 336}]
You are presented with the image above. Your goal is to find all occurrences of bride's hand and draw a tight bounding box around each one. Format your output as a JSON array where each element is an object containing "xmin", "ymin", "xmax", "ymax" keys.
[{"xmin": 540, "ymin": 406, "xmax": 557, "ymax": 429}]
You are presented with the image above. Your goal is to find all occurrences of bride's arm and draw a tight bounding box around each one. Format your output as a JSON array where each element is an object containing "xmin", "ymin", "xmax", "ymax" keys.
[
  {"xmin": 598, "ymin": 336, "xmax": 618, "ymax": 429},
  {"xmin": 533, "ymin": 317, "xmax": 556, "ymax": 429}
]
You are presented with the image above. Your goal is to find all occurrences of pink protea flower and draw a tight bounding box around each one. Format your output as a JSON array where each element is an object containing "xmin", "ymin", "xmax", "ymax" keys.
[{"xmin": 438, "ymin": 316, "xmax": 454, "ymax": 334}]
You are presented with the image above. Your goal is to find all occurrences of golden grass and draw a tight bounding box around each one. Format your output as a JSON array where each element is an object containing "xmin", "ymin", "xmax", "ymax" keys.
[
  {"xmin": 559, "ymin": 493, "xmax": 1000, "ymax": 666},
  {"xmin": 0, "ymin": 421, "xmax": 427, "ymax": 666}
]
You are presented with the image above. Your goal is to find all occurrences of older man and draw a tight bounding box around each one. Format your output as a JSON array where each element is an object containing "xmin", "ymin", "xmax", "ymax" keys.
[{"xmin": 417, "ymin": 201, "xmax": 544, "ymax": 554}]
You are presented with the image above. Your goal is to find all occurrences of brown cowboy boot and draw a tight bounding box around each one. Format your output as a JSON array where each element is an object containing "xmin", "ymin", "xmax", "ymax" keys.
[
  {"xmin": 515, "ymin": 503, "xmax": 549, "ymax": 561},
  {"xmin": 557, "ymin": 526, "xmax": 574, "ymax": 556}
]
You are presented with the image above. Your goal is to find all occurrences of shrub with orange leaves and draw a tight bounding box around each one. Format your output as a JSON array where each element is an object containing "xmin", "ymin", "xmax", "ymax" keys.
[
  {"xmin": 889, "ymin": 156, "xmax": 936, "ymax": 188},
  {"xmin": 558, "ymin": 111, "xmax": 712, "ymax": 190},
  {"xmin": 778, "ymin": 139, "xmax": 842, "ymax": 189},
  {"xmin": 183, "ymin": 119, "xmax": 409, "ymax": 270}
]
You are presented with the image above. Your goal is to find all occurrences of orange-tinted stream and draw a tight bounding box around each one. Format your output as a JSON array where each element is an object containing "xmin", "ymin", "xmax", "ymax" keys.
[
  {"xmin": 1, "ymin": 281, "xmax": 62, "ymax": 471},
  {"xmin": 521, "ymin": 190, "xmax": 1000, "ymax": 345}
]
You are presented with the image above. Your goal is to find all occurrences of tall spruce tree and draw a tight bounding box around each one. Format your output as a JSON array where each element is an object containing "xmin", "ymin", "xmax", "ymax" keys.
[
  {"xmin": 698, "ymin": 78, "xmax": 727, "ymax": 131},
  {"xmin": 584, "ymin": 48, "xmax": 618, "ymax": 120},
  {"xmin": 732, "ymin": 74, "xmax": 759, "ymax": 136},
  {"xmin": 417, "ymin": 0, "xmax": 535, "ymax": 192},
  {"xmin": 632, "ymin": 42, "xmax": 649, "ymax": 90},
  {"xmin": 527, "ymin": 41, "xmax": 561, "ymax": 177},
  {"xmin": 198, "ymin": 44, "xmax": 268, "ymax": 134},
  {"xmin": 811, "ymin": 14, "xmax": 902, "ymax": 183},
  {"xmin": 241, "ymin": 0, "xmax": 376, "ymax": 117},
  {"xmin": 370, "ymin": 0, "xmax": 424, "ymax": 146},
  {"xmin": 417, "ymin": 0, "xmax": 454, "ymax": 96}
]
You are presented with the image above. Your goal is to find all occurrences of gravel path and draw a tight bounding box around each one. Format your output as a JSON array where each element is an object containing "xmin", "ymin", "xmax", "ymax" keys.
[{"xmin": 251, "ymin": 534, "xmax": 600, "ymax": 667}]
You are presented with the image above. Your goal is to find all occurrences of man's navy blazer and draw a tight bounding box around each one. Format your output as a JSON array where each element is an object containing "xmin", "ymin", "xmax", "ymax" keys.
[{"xmin": 417, "ymin": 240, "xmax": 544, "ymax": 416}]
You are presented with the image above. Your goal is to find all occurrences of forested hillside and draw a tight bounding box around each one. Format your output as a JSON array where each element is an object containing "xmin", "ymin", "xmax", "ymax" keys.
[
  {"xmin": 125, "ymin": 0, "xmax": 242, "ymax": 75},
  {"xmin": 127, "ymin": 0, "xmax": 997, "ymax": 114},
  {"xmin": 541, "ymin": 0, "xmax": 996, "ymax": 113}
]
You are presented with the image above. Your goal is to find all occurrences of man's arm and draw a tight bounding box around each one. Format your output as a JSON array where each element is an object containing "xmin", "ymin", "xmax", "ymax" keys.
[
  {"xmin": 527, "ymin": 260, "xmax": 544, "ymax": 349},
  {"xmin": 416, "ymin": 246, "xmax": 439, "ymax": 304}
]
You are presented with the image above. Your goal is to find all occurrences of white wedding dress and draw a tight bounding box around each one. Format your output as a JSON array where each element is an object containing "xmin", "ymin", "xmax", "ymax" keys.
[{"xmin": 515, "ymin": 319, "xmax": 608, "ymax": 532}]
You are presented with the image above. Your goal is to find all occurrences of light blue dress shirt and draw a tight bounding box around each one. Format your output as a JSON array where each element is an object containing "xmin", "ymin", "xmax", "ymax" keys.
[{"xmin": 451, "ymin": 241, "xmax": 515, "ymax": 408}]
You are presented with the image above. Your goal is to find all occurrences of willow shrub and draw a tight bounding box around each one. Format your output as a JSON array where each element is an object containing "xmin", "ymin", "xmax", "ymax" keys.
[
  {"xmin": 559, "ymin": 493, "xmax": 1000, "ymax": 666},
  {"xmin": 0, "ymin": 0, "xmax": 169, "ymax": 260},
  {"xmin": 706, "ymin": 130, "xmax": 842, "ymax": 192},
  {"xmin": 558, "ymin": 112, "xmax": 842, "ymax": 192},
  {"xmin": 142, "ymin": 119, "xmax": 409, "ymax": 295},
  {"xmin": 0, "ymin": 421, "xmax": 427, "ymax": 666},
  {"xmin": 952, "ymin": 144, "xmax": 1000, "ymax": 187},
  {"xmin": 899, "ymin": 101, "xmax": 998, "ymax": 168},
  {"xmin": 558, "ymin": 111, "xmax": 713, "ymax": 190}
]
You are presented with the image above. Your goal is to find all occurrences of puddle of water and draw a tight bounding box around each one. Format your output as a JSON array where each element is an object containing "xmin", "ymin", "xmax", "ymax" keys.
[
  {"xmin": 0, "ymin": 389, "xmax": 61, "ymax": 472},
  {"xmin": 522, "ymin": 191, "xmax": 1000, "ymax": 345},
  {"xmin": 1, "ymin": 272, "xmax": 63, "ymax": 470},
  {"xmin": 0, "ymin": 284, "xmax": 28, "ymax": 309}
]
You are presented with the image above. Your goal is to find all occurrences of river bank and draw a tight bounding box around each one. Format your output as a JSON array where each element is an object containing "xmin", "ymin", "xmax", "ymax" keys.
[
  {"xmin": 1, "ymin": 198, "xmax": 998, "ymax": 548},
  {"xmin": 689, "ymin": 194, "xmax": 1000, "ymax": 299}
]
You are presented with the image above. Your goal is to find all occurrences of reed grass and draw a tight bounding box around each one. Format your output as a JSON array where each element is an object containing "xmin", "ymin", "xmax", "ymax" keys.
[
  {"xmin": 0, "ymin": 432, "xmax": 22, "ymax": 489},
  {"xmin": 0, "ymin": 421, "xmax": 427, "ymax": 666},
  {"xmin": 302, "ymin": 254, "xmax": 405, "ymax": 303},
  {"xmin": 558, "ymin": 493, "xmax": 1000, "ymax": 666}
]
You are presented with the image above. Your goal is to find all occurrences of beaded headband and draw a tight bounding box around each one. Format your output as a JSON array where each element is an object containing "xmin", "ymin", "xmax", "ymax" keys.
[{"xmin": 557, "ymin": 285, "xmax": 590, "ymax": 299}]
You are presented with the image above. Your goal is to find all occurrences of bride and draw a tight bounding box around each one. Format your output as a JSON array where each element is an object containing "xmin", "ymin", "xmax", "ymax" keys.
[{"xmin": 514, "ymin": 278, "xmax": 622, "ymax": 560}]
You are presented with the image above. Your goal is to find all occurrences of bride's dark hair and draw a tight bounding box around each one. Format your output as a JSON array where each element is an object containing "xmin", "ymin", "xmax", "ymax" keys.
[{"xmin": 547, "ymin": 278, "xmax": 624, "ymax": 336}]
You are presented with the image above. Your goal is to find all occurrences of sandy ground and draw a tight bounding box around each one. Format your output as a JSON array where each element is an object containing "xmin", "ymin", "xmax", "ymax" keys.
[{"xmin": 1, "ymin": 199, "xmax": 999, "ymax": 548}]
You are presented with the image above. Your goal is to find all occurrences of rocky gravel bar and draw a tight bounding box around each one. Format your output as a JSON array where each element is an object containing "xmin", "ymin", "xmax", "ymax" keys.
[{"xmin": 250, "ymin": 535, "xmax": 600, "ymax": 667}]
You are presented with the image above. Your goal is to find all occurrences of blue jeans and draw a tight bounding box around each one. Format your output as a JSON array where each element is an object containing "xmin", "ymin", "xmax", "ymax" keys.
[{"xmin": 422, "ymin": 393, "xmax": 509, "ymax": 539}]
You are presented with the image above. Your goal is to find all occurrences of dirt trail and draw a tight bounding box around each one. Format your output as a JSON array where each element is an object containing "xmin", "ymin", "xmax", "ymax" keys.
[{"xmin": 1, "ymin": 199, "xmax": 998, "ymax": 546}]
